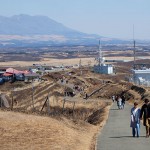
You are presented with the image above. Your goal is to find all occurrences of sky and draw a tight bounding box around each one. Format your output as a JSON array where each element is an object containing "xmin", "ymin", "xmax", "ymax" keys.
[{"xmin": 0, "ymin": 0, "xmax": 150, "ymax": 40}]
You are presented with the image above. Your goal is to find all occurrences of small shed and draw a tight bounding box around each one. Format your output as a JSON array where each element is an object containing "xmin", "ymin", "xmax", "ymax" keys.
[{"xmin": 24, "ymin": 73, "xmax": 40, "ymax": 82}]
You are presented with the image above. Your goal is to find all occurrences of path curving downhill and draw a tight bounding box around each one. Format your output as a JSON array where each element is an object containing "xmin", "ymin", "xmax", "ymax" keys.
[{"xmin": 96, "ymin": 103, "xmax": 150, "ymax": 150}]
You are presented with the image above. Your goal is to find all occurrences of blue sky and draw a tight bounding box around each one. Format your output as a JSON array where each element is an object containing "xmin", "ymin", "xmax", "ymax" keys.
[{"xmin": 0, "ymin": 0, "xmax": 150, "ymax": 40}]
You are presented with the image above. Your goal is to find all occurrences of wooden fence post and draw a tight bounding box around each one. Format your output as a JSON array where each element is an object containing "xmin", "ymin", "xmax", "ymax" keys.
[
  {"xmin": 11, "ymin": 90, "xmax": 14, "ymax": 110},
  {"xmin": 47, "ymin": 93, "xmax": 51, "ymax": 115},
  {"xmin": 41, "ymin": 96, "xmax": 48, "ymax": 112},
  {"xmin": 72, "ymin": 102, "xmax": 75, "ymax": 116},
  {"xmin": 62, "ymin": 98, "xmax": 66, "ymax": 114},
  {"xmin": 32, "ymin": 81, "xmax": 34, "ymax": 110}
]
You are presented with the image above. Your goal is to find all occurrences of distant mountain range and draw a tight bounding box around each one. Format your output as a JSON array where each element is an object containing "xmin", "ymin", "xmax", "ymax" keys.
[{"xmin": 0, "ymin": 14, "xmax": 148, "ymax": 47}]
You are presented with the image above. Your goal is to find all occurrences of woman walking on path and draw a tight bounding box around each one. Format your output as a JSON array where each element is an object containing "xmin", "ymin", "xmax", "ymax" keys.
[
  {"xmin": 140, "ymin": 99, "xmax": 150, "ymax": 138},
  {"xmin": 130, "ymin": 102, "xmax": 141, "ymax": 137}
]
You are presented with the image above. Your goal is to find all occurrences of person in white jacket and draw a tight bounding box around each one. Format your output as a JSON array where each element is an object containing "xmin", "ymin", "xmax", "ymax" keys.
[
  {"xmin": 130, "ymin": 102, "xmax": 141, "ymax": 137},
  {"xmin": 117, "ymin": 96, "xmax": 122, "ymax": 109}
]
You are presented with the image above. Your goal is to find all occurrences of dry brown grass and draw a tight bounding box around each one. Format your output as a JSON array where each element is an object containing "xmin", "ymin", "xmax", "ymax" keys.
[
  {"xmin": 0, "ymin": 100, "xmax": 110, "ymax": 150},
  {"xmin": 0, "ymin": 69, "xmax": 113, "ymax": 150},
  {"xmin": 0, "ymin": 71, "xmax": 112, "ymax": 150},
  {"xmin": 0, "ymin": 58, "xmax": 95, "ymax": 67},
  {"xmin": 0, "ymin": 55, "xmax": 142, "ymax": 67},
  {"xmin": 0, "ymin": 110, "xmax": 92, "ymax": 150}
]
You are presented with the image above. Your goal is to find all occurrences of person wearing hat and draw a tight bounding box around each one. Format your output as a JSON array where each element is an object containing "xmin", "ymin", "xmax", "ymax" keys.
[
  {"xmin": 130, "ymin": 102, "xmax": 141, "ymax": 137},
  {"xmin": 140, "ymin": 99, "xmax": 150, "ymax": 138}
]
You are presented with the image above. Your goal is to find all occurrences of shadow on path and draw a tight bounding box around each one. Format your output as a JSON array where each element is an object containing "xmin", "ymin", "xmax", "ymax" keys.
[
  {"xmin": 109, "ymin": 136, "xmax": 146, "ymax": 138},
  {"xmin": 110, "ymin": 108, "xmax": 120, "ymax": 110}
]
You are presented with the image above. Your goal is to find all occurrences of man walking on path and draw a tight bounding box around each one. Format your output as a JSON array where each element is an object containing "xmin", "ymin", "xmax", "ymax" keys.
[
  {"xmin": 140, "ymin": 99, "xmax": 150, "ymax": 138},
  {"xmin": 130, "ymin": 102, "xmax": 141, "ymax": 137}
]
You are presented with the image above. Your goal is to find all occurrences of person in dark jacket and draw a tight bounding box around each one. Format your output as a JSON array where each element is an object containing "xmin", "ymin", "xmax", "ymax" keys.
[
  {"xmin": 121, "ymin": 95, "xmax": 126, "ymax": 109},
  {"xmin": 146, "ymin": 103, "xmax": 150, "ymax": 137},
  {"xmin": 140, "ymin": 99, "xmax": 150, "ymax": 138}
]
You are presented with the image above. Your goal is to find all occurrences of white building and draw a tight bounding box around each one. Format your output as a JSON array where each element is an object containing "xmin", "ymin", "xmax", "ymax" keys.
[
  {"xmin": 93, "ymin": 40, "xmax": 114, "ymax": 74},
  {"xmin": 132, "ymin": 68, "xmax": 150, "ymax": 86},
  {"xmin": 94, "ymin": 64, "xmax": 113, "ymax": 74}
]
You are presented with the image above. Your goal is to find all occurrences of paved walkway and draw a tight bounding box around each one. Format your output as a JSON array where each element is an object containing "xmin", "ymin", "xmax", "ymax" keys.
[{"xmin": 96, "ymin": 103, "xmax": 150, "ymax": 150}]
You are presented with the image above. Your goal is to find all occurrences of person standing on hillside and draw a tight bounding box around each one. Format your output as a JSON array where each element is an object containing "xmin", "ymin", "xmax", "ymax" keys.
[
  {"xmin": 140, "ymin": 99, "xmax": 150, "ymax": 138},
  {"xmin": 130, "ymin": 102, "xmax": 141, "ymax": 137}
]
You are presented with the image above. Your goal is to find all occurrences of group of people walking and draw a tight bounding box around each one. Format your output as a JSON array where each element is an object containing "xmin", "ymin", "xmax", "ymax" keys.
[
  {"xmin": 130, "ymin": 99, "xmax": 150, "ymax": 138},
  {"xmin": 112, "ymin": 95, "xmax": 126, "ymax": 109},
  {"xmin": 112, "ymin": 95, "xmax": 150, "ymax": 138}
]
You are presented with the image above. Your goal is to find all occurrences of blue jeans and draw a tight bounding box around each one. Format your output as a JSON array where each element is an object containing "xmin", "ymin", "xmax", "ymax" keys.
[
  {"xmin": 122, "ymin": 103, "xmax": 125, "ymax": 109},
  {"xmin": 132, "ymin": 124, "xmax": 140, "ymax": 137}
]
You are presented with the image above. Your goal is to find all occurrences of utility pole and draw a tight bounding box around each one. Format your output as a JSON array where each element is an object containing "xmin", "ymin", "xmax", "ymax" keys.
[
  {"xmin": 78, "ymin": 50, "xmax": 82, "ymax": 75},
  {"xmin": 11, "ymin": 68, "xmax": 15, "ymax": 110},
  {"xmin": 133, "ymin": 25, "xmax": 136, "ymax": 69},
  {"xmin": 98, "ymin": 39, "xmax": 102, "ymax": 72},
  {"xmin": 31, "ymin": 79, "xmax": 35, "ymax": 110}
]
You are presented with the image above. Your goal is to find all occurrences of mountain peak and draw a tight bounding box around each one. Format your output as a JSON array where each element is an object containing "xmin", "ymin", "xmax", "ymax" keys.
[
  {"xmin": 12, "ymin": 14, "xmax": 53, "ymax": 21},
  {"xmin": 0, "ymin": 14, "xmax": 79, "ymax": 35}
]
